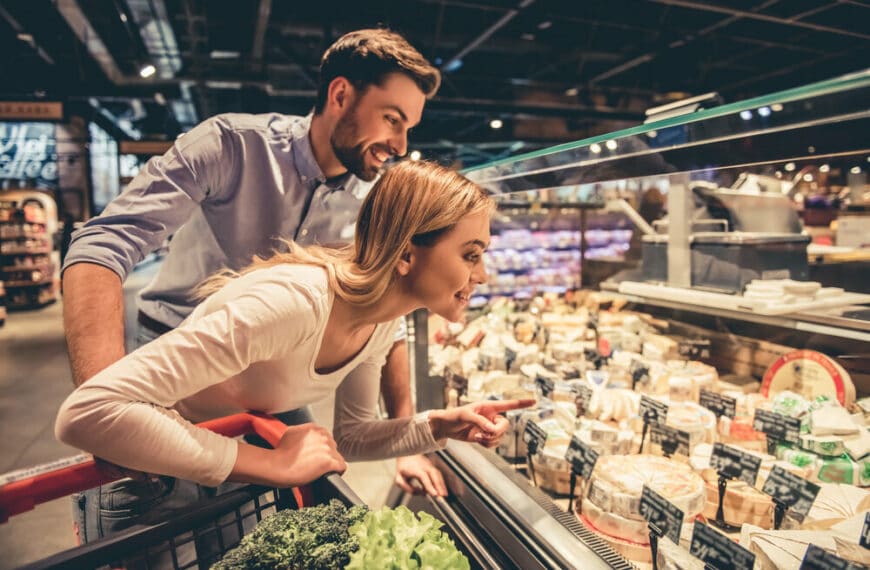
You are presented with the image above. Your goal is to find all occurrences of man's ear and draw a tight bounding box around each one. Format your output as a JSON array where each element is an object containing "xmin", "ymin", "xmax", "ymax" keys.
[
  {"xmin": 327, "ymin": 77, "xmax": 354, "ymax": 112},
  {"xmin": 396, "ymin": 248, "xmax": 414, "ymax": 277}
]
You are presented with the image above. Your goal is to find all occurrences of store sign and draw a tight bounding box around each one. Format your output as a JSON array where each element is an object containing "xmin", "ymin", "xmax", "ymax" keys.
[
  {"xmin": 0, "ymin": 122, "xmax": 58, "ymax": 186},
  {"xmin": 0, "ymin": 101, "xmax": 63, "ymax": 120}
]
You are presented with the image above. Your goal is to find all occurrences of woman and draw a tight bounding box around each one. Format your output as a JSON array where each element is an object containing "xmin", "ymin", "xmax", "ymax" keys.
[{"xmin": 56, "ymin": 160, "xmax": 532, "ymax": 492}]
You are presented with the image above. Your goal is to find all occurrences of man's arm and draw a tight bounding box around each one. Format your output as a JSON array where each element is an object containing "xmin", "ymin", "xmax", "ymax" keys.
[
  {"xmin": 61, "ymin": 116, "xmax": 236, "ymax": 385},
  {"xmin": 63, "ymin": 264, "xmax": 125, "ymax": 386},
  {"xmin": 381, "ymin": 339, "xmax": 448, "ymax": 496}
]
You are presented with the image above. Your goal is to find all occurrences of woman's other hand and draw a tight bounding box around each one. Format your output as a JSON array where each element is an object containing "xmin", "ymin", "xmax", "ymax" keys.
[
  {"xmin": 428, "ymin": 399, "xmax": 536, "ymax": 448},
  {"xmin": 231, "ymin": 422, "xmax": 346, "ymax": 487}
]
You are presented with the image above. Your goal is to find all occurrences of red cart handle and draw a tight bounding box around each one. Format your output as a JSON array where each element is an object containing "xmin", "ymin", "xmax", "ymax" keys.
[{"xmin": 0, "ymin": 412, "xmax": 292, "ymax": 523}]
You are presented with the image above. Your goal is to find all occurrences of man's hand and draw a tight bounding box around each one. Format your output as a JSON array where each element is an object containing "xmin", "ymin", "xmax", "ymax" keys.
[{"xmin": 395, "ymin": 454, "xmax": 447, "ymax": 497}]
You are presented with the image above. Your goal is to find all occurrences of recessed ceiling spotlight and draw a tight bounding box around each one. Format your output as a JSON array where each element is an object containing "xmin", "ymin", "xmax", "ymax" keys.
[
  {"xmin": 490, "ymin": 119, "xmax": 503, "ymax": 129},
  {"xmin": 537, "ymin": 21, "xmax": 552, "ymax": 30},
  {"xmin": 409, "ymin": 150, "xmax": 422, "ymax": 161},
  {"xmin": 605, "ymin": 140, "xmax": 617, "ymax": 150},
  {"xmin": 590, "ymin": 143, "xmax": 602, "ymax": 154},
  {"xmin": 784, "ymin": 162, "xmax": 796, "ymax": 172},
  {"xmin": 819, "ymin": 164, "xmax": 830, "ymax": 173},
  {"xmin": 565, "ymin": 87, "xmax": 578, "ymax": 96},
  {"xmin": 139, "ymin": 64, "xmax": 156, "ymax": 78}
]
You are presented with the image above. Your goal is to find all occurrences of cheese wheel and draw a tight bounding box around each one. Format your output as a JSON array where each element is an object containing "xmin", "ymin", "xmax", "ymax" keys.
[{"xmin": 762, "ymin": 349, "xmax": 856, "ymax": 406}]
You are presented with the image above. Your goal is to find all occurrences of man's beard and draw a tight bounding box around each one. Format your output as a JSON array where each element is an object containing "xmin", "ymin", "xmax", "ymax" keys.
[{"xmin": 330, "ymin": 109, "xmax": 381, "ymax": 182}]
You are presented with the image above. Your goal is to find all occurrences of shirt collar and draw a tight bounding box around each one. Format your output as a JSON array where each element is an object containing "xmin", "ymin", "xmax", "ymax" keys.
[{"xmin": 290, "ymin": 113, "xmax": 366, "ymax": 193}]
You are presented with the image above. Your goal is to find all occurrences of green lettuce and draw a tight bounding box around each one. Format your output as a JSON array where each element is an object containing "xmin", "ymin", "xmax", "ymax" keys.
[{"xmin": 345, "ymin": 506, "xmax": 470, "ymax": 569}]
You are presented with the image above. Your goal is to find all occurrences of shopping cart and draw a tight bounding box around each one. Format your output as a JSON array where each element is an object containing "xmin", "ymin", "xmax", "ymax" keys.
[{"xmin": 0, "ymin": 411, "xmax": 363, "ymax": 570}]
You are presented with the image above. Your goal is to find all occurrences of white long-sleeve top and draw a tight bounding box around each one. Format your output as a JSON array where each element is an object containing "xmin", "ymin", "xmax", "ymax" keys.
[{"xmin": 55, "ymin": 264, "xmax": 440, "ymax": 487}]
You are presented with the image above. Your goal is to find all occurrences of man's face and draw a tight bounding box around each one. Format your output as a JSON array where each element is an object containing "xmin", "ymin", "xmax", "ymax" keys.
[{"xmin": 330, "ymin": 73, "xmax": 426, "ymax": 181}]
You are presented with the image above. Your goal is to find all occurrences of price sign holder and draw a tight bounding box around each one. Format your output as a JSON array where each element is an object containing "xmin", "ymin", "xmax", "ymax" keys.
[
  {"xmin": 753, "ymin": 408, "xmax": 801, "ymax": 455},
  {"xmin": 564, "ymin": 435, "xmax": 599, "ymax": 514},
  {"xmin": 639, "ymin": 395, "xmax": 669, "ymax": 453},
  {"xmin": 536, "ymin": 375, "xmax": 555, "ymax": 399},
  {"xmin": 861, "ymin": 512, "xmax": 870, "ymax": 550},
  {"xmin": 709, "ymin": 443, "xmax": 762, "ymax": 530},
  {"xmin": 523, "ymin": 420, "xmax": 548, "ymax": 488},
  {"xmin": 800, "ymin": 543, "xmax": 865, "ymax": 570},
  {"xmin": 650, "ymin": 423, "xmax": 690, "ymax": 459},
  {"xmin": 699, "ymin": 389, "xmax": 736, "ymax": 420},
  {"xmin": 630, "ymin": 359, "xmax": 650, "ymax": 391},
  {"xmin": 690, "ymin": 522, "xmax": 756, "ymax": 570},
  {"xmin": 762, "ymin": 465, "xmax": 821, "ymax": 530},
  {"xmin": 640, "ymin": 485, "xmax": 684, "ymax": 570},
  {"xmin": 572, "ymin": 384, "xmax": 592, "ymax": 418}
]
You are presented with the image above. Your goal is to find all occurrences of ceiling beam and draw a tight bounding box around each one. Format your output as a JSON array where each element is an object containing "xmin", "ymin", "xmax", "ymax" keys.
[
  {"xmin": 0, "ymin": 5, "xmax": 55, "ymax": 65},
  {"xmin": 440, "ymin": 0, "xmax": 536, "ymax": 72},
  {"xmin": 648, "ymin": 0, "xmax": 870, "ymax": 41},
  {"xmin": 252, "ymin": 0, "xmax": 272, "ymax": 64}
]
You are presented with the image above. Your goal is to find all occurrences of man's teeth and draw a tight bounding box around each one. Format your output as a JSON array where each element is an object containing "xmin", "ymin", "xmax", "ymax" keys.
[{"xmin": 372, "ymin": 148, "xmax": 389, "ymax": 162}]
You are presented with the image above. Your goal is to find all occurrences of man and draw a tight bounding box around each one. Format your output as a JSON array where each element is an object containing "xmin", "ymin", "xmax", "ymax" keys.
[{"xmin": 62, "ymin": 28, "xmax": 447, "ymax": 508}]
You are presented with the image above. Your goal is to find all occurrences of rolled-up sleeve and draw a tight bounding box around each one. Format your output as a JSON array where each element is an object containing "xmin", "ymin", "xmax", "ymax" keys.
[{"xmin": 63, "ymin": 115, "xmax": 239, "ymax": 281}]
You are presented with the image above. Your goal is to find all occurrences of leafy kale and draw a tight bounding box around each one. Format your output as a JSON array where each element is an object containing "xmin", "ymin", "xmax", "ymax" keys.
[{"xmin": 211, "ymin": 499, "xmax": 368, "ymax": 570}]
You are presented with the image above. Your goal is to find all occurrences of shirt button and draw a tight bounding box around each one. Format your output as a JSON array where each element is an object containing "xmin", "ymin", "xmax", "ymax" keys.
[
  {"xmin": 300, "ymin": 229, "xmax": 309, "ymax": 237},
  {"xmin": 301, "ymin": 175, "xmax": 308, "ymax": 181}
]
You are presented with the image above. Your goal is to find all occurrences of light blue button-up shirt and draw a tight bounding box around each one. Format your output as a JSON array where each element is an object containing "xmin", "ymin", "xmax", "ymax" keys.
[{"xmin": 64, "ymin": 113, "xmax": 375, "ymax": 328}]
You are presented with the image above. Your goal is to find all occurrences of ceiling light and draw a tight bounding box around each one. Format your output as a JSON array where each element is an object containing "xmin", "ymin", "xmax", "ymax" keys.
[
  {"xmin": 784, "ymin": 162, "xmax": 796, "ymax": 172},
  {"xmin": 154, "ymin": 92, "xmax": 167, "ymax": 106},
  {"xmin": 521, "ymin": 33, "xmax": 535, "ymax": 41},
  {"xmin": 139, "ymin": 64, "xmax": 156, "ymax": 78},
  {"xmin": 757, "ymin": 106, "xmax": 771, "ymax": 117},
  {"xmin": 489, "ymin": 119, "xmax": 503, "ymax": 129},
  {"xmin": 819, "ymin": 164, "xmax": 830, "ymax": 173},
  {"xmin": 808, "ymin": 146, "xmax": 815, "ymax": 153},
  {"xmin": 16, "ymin": 33, "xmax": 34, "ymax": 43},
  {"xmin": 775, "ymin": 171, "xmax": 783, "ymax": 178},
  {"xmin": 565, "ymin": 87, "xmax": 578, "ymax": 96},
  {"xmin": 740, "ymin": 110, "xmax": 752, "ymax": 120},
  {"xmin": 771, "ymin": 103, "xmax": 784, "ymax": 112},
  {"xmin": 409, "ymin": 150, "xmax": 421, "ymax": 161},
  {"xmin": 803, "ymin": 174, "xmax": 813, "ymax": 182},
  {"xmin": 605, "ymin": 140, "xmax": 617, "ymax": 150},
  {"xmin": 210, "ymin": 50, "xmax": 240, "ymax": 60},
  {"xmin": 537, "ymin": 21, "xmax": 552, "ymax": 30},
  {"xmin": 647, "ymin": 130, "xmax": 658, "ymax": 138},
  {"xmin": 851, "ymin": 166, "xmax": 862, "ymax": 174},
  {"xmin": 590, "ymin": 143, "xmax": 602, "ymax": 154}
]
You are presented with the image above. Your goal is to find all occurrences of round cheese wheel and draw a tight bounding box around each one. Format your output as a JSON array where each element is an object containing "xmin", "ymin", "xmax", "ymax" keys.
[{"xmin": 761, "ymin": 349, "xmax": 855, "ymax": 407}]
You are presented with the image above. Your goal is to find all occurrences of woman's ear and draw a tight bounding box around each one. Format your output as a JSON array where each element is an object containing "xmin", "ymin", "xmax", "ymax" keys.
[{"xmin": 396, "ymin": 248, "xmax": 414, "ymax": 276}]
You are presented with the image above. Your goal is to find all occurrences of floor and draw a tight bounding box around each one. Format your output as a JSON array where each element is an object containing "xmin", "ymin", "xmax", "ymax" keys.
[{"xmin": 0, "ymin": 261, "xmax": 396, "ymax": 568}]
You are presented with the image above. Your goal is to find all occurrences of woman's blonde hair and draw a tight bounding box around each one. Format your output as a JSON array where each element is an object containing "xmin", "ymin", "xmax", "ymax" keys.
[{"xmin": 198, "ymin": 160, "xmax": 494, "ymax": 304}]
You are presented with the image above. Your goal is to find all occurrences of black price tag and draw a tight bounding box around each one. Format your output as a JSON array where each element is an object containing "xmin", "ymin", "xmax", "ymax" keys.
[
  {"xmin": 861, "ymin": 512, "xmax": 870, "ymax": 549},
  {"xmin": 571, "ymin": 384, "xmax": 593, "ymax": 417},
  {"xmin": 699, "ymin": 389, "xmax": 736, "ymax": 419},
  {"xmin": 650, "ymin": 423, "xmax": 691, "ymax": 457},
  {"xmin": 690, "ymin": 522, "xmax": 756, "ymax": 570},
  {"xmin": 753, "ymin": 409, "xmax": 801, "ymax": 445},
  {"xmin": 523, "ymin": 420, "xmax": 548, "ymax": 456},
  {"xmin": 640, "ymin": 395, "xmax": 669, "ymax": 425},
  {"xmin": 800, "ymin": 543, "xmax": 865, "ymax": 570},
  {"xmin": 711, "ymin": 443, "xmax": 762, "ymax": 486},
  {"xmin": 639, "ymin": 485, "xmax": 684, "ymax": 545},
  {"xmin": 679, "ymin": 339, "xmax": 711, "ymax": 360},
  {"xmin": 536, "ymin": 375, "xmax": 555, "ymax": 399},
  {"xmin": 630, "ymin": 359, "xmax": 650, "ymax": 389},
  {"xmin": 761, "ymin": 465, "xmax": 821, "ymax": 523},
  {"xmin": 504, "ymin": 346, "xmax": 517, "ymax": 371},
  {"xmin": 564, "ymin": 435, "xmax": 599, "ymax": 480}
]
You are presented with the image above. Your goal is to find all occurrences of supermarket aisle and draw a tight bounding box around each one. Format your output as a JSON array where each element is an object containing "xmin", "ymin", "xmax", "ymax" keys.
[{"xmin": 0, "ymin": 260, "xmax": 395, "ymax": 567}]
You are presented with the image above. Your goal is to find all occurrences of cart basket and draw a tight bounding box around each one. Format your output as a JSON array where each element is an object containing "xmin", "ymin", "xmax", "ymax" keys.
[{"xmin": 0, "ymin": 411, "xmax": 363, "ymax": 570}]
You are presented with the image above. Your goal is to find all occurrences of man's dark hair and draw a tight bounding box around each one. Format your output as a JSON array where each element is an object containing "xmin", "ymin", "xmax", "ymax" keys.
[{"xmin": 314, "ymin": 29, "xmax": 440, "ymax": 113}]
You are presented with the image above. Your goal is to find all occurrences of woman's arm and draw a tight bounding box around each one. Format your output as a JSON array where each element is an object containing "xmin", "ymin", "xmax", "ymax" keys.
[{"xmin": 55, "ymin": 276, "xmax": 326, "ymax": 487}]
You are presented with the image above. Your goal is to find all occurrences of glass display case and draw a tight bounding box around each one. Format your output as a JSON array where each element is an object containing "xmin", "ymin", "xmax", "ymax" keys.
[{"xmin": 412, "ymin": 69, "xmax": 870, "ymax": 569}]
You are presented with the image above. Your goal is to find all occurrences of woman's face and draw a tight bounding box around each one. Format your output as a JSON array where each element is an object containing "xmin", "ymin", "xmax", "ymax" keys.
[{"xmin": 405, "ymin": 210, "xmax": 490, "ymax": 322}]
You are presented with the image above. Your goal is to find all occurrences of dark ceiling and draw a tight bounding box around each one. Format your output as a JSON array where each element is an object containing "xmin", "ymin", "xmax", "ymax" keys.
[{"xmin": 1, "ymin": 0, "xmax": 868, "ymax": 165}]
